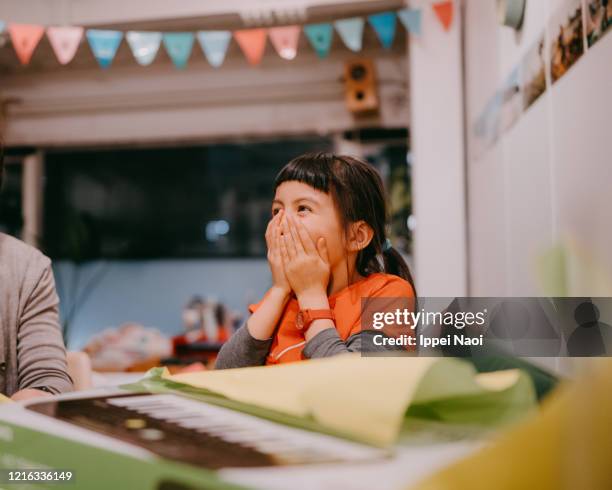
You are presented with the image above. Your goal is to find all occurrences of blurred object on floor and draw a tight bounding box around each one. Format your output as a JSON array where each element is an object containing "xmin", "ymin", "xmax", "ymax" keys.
[
  {"xmin": 83, "ymin": 323, "xmax": 172, "ymax": 371},
  {"xmin": 171, "ymin": 295, "xmax": 242, "ymax": 366}
]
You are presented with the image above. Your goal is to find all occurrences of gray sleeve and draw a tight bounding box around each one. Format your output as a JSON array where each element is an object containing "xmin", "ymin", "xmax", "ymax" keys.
[
  {"xmin": 17, "ymin": 263, "xmax": 73, "ymax": 395},
  {"xmin": 302, "ymin": 329, "xmax": 404, "ymax": 359},
  {"xmin": 215, "ymin": 323, "xmax": 273, "ymax": 369}
]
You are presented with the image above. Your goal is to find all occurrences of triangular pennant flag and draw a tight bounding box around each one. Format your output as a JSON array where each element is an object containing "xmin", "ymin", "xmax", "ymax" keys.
[
  {"xmin": 433, "ymin": 1, "xmax": 454, "ymax": 31},
  {"xmin": 368, "ymin": 12, "xmax": 397, "ymax": 49},
  {"xmin": 304, "ymin": 23, "xmax": 333, "ymax": 59},
  {"xmin": 268, "ymin": 25, "xmax": 300, "ymax": 60},
  {"xmin": 163, "ymin": 32, "xmax": 194, "ymax": 69},
  {"xmin": 126, "ymin": 31, "xmax": 162, "ymax": 66},
  {"xmin": 397, "ymin": 8, "xmax": 422, "ymax": 36},
  {"xmin": 234, "ymin": 29, "xmax": 267, "ymax": 65},
  {"xmin": 334, "ymin": 17, "xmax": 364, "ymax": 52},
  {"xmin": 8, "ymin": 24, "xmax": 45, "ymax": 65},
  {"xmin": 197, "ymin": 30, "xmax": 231, "ymax": 68},
  {"xmin": 86, "ymin": 29, "xmax": 123, "ymax": 68},
  {"xmin": 47, "ymin": 26, "xmax": 83, "ymax": 65}
]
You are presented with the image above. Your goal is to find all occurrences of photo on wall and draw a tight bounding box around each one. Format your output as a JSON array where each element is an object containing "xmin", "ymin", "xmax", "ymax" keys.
[
  {"xmin": 500, "ymin": 66, "xmax": 523, "ymax": 132},
  {"xmin": 522, "ymin": 34, "xmax": 547, "ymax": 110},
  {"xmin": 549, "ymin": 0, "xmax": 585, "ymax": 84},
  {"xmin": 585, "ymin": 0, "xmax": 612, "ymax": 47}
]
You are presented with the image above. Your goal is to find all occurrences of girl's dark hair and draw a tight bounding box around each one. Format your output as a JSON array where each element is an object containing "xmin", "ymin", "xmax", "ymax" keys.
[{"xmin": 274, "ymin": 152, "xmax": 416, "ymax": 296}]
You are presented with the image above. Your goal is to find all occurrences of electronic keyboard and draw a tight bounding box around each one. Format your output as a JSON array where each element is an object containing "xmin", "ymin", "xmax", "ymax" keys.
[
  {"xmin": 25, "ymin": 391, "xmax": 384, "ymax": 469},
  {"xmin": 0, "ymin": 389, "xmax": 478, "ymax": 489}
]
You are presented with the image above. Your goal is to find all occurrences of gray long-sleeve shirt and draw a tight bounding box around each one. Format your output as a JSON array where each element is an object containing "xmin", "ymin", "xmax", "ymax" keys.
[
  {"xmin": 0, "ymin": 233, "xmax": 73, "ymax": 396},
  {"xmin": 215, "ymin": 322, "xmax": 396, "ymax": 369}
]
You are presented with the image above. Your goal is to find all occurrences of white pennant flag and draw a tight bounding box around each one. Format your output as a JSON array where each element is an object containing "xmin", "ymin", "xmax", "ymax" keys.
[{"xmin": 127, "ymin": 31, "xmax": 162, "ymax": 66}]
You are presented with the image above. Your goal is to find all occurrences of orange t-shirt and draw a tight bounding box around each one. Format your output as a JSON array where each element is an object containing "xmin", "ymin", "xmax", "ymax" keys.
[{"xmin": 248, "ymin": 272, "xmax": 416, "ymax": 365}]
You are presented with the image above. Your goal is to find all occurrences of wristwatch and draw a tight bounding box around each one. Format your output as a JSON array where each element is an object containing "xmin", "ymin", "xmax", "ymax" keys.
[{"xmin": 295, "ymin": 309, "xmax": 335, "ymax": 332}]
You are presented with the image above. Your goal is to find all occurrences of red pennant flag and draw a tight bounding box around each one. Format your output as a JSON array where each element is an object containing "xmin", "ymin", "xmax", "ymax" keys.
[
  {"xmin": 47, "ymin": 26, "xmax": 84, "ymax": 65},
  {"xmin": 8, "ymin": 23, "xmax": 45, "ymax": 65},
  {"xmin": 234, "ymin": 29, "xmax": 267, "ymax": 66},
  {"xmin": 432, "ymin": 1, "xmax": 454, "ymax": 32},
  {"xmin": 268, "ymin": 25, "xmax": 300, "ymax": 60}
]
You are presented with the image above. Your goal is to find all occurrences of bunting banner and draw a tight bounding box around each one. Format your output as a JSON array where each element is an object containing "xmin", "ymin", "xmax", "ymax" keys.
[
  {"xmin": 334, "ymin": 17, "xmax": 365, "ymax": 52},
  {"xmin": 196, "ymin": 30, "xmax": 231, "ymax": 68},
  {"xmin": 126, "ymin": 31, "xmax": 162, "ymax": 66},
  {"xmin": 304, "ymin": 23, "xmax": 333, "ymax": 59},
  {"xmin": 368, "ymin": 11, "xmax": 397, "ymax": 49},
  {"xmin": 47, "ymin": 26, "xmax": 84, "ymax": 65},
  {"xmin": 433, "ymin": 1, "xmax": 454, "ymax": 32},
  {"xmin": 268, "ymin": 25, "xmax": 300, "ymax": 60},
  {"xmin": 398, "ymin": 8, "xmax": 422, "ymax": 36},
  {"xmin": 163, "ymin": 32, "xmax": 194, "ymax": 69},
  {"xmin": 8, "ymin": 23, "xmax": 45, "ymax": 65},
  {"xmin": 0, "ymin": 4, "xmax": 455, "ymax": 69},
  {"xmin": 234, "ymin": 29, "xmax": 267, "ymax": 65},
  {"xmin": 86, "ymin": 29, "xmax": 123, "ymax": 68}
]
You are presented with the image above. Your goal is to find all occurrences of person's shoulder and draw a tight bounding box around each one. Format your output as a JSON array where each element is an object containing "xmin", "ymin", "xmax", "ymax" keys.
[
  {"xmin": 359, "ymin": 272, "xmax": 415, "ymax": 298},
  {"xmin": 0, "ymin": 233, "xmax": 51, "ymax": 276}
]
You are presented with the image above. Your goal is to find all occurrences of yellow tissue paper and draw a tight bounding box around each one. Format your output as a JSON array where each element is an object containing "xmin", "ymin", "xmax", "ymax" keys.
[
  {"xmin": 165, "ymin": 355, "xmax": 534, "ymax": 447},
  {"xmin": 408, "ymin": 359, "xmax": 612, "ymax": 490}
]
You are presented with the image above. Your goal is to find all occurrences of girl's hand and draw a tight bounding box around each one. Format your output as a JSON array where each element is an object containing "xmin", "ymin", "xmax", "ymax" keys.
[
  {"xmin": 279, "ymin": 214, "xmax": 330, "ymax": 300},
  {"xmin": 266, "ymin": 210, "xmax": 291, "ymax": 295}
]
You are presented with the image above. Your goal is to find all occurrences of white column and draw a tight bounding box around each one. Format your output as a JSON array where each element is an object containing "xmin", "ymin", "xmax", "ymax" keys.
[{"xmin": 408, "ymin": 1, "xmax": 467, "ymax": 296}]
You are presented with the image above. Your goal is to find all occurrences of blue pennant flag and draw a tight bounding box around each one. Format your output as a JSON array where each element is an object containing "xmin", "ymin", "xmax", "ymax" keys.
[
  {"xmin": 334, "ymin": 17, "xmax": 364, "ymax": 52},
  {"xmin": 163, "ymin": 32, "xmax": 195, "ymax": 69},
  {"xmin": 304, "ymin": 23, "xmax": 333, "ymax": 58},
  {"xmin": 126, "ymin": 31, "xmax": 162, "ymax": 66},
  {"xmin": 86, "ymin": 29, "xmax": 123, "ymax": 68},
  {"xmin": 368, "ymin": 11, "xmax": 397, "ymax": 49},
  {"xmin": 197, "ymin": 31, "xmax": 231, "ymax": 68},
  {"xmin": 397, "ymin": 8, "xmax": 422, "ymax": 36}
]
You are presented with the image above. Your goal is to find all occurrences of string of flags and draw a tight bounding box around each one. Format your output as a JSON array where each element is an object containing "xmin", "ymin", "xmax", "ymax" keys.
[{"xmin": 0, "ymin": 1, "xmax": 453, "ymax": 69}]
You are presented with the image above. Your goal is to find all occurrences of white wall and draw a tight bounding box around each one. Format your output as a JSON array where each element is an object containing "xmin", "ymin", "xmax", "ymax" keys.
[
  {"xmin": 465, "ymin": 0, "xmax": 612, "ymax": 296},
  {"xmin": 409, "ymin": 1, "xmax": 467, "ymax": 296}
]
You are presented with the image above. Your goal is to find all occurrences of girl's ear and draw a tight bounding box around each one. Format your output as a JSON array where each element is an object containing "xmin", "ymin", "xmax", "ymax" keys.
[{"xmin": 347, "ymin": 221, "xmax": 374, "ymax": 252}]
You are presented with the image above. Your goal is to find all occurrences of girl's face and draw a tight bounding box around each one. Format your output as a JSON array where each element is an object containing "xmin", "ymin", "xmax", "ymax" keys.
[{"xmin": 272, "ymin": 181, "xmax": 346, "ymax": 267}]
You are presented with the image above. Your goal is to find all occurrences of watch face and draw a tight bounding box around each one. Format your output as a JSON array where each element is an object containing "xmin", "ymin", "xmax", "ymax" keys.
[{"xmin": 296, "ymin": 311, "xmax": 305, "ymax": 330}]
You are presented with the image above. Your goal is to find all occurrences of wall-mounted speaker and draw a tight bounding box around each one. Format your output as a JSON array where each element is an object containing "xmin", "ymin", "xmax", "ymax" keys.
[{"xmin": 343, "ymin": 58, "xmax": 379, "ymax": 115}]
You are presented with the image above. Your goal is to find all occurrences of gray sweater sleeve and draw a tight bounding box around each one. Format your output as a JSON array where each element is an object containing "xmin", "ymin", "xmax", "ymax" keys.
[
  {"xmin": 215, "ymin": 323, "xmax": 273, "ymax": 369},
  {"xmin": 302, "ymin": 329, "xmax": 403, "ymax": 359},
  {"xmin": 17, "ymin": 263, "xmax": 73, "ymax": 395}
]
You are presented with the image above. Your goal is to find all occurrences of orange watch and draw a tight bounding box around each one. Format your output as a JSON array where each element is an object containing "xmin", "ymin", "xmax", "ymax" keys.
[{"xmin": 295, "ymin": 309, "xmax": 335, "ymax": 331}]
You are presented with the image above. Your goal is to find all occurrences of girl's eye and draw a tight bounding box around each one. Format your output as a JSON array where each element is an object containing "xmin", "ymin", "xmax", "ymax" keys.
[
  {"xmin": 297, "ymin": 205, "xmax": 311, "ymax": 215},
  {"xmin": 271, "ymin": 208, "xmax": 280, "ymax": 217}
]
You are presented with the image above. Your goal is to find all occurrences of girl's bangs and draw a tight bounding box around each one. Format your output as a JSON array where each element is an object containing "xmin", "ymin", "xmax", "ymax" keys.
[{"xmin": 273, "ymin": 153, "xmax": 336, "ymax": 193}]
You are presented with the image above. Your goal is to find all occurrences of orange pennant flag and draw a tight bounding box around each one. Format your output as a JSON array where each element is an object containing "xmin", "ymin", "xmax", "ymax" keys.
[
  {"xmin": 268, "ymin": 25, "xmax": 300, "ymax": 60},
  {"xmin": 234, "ymin": 29, "xmax": 267, "ymax": 66},
  {"xmin": 8, "ymin": 23, "xmax": 45, "ymax": 65},
  {"xmin": 47, "ymin": 26, "xmax": 84, "ymax": 65},
  {"xmin": 432, "ymin": 1, "xmax": 454, "ymax": 32}
]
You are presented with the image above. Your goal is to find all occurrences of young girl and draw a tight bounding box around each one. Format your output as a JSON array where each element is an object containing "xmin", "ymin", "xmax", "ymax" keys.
[{"xmin": 215, "ymin": 152, "xmax": 416, "ymax": 368}]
